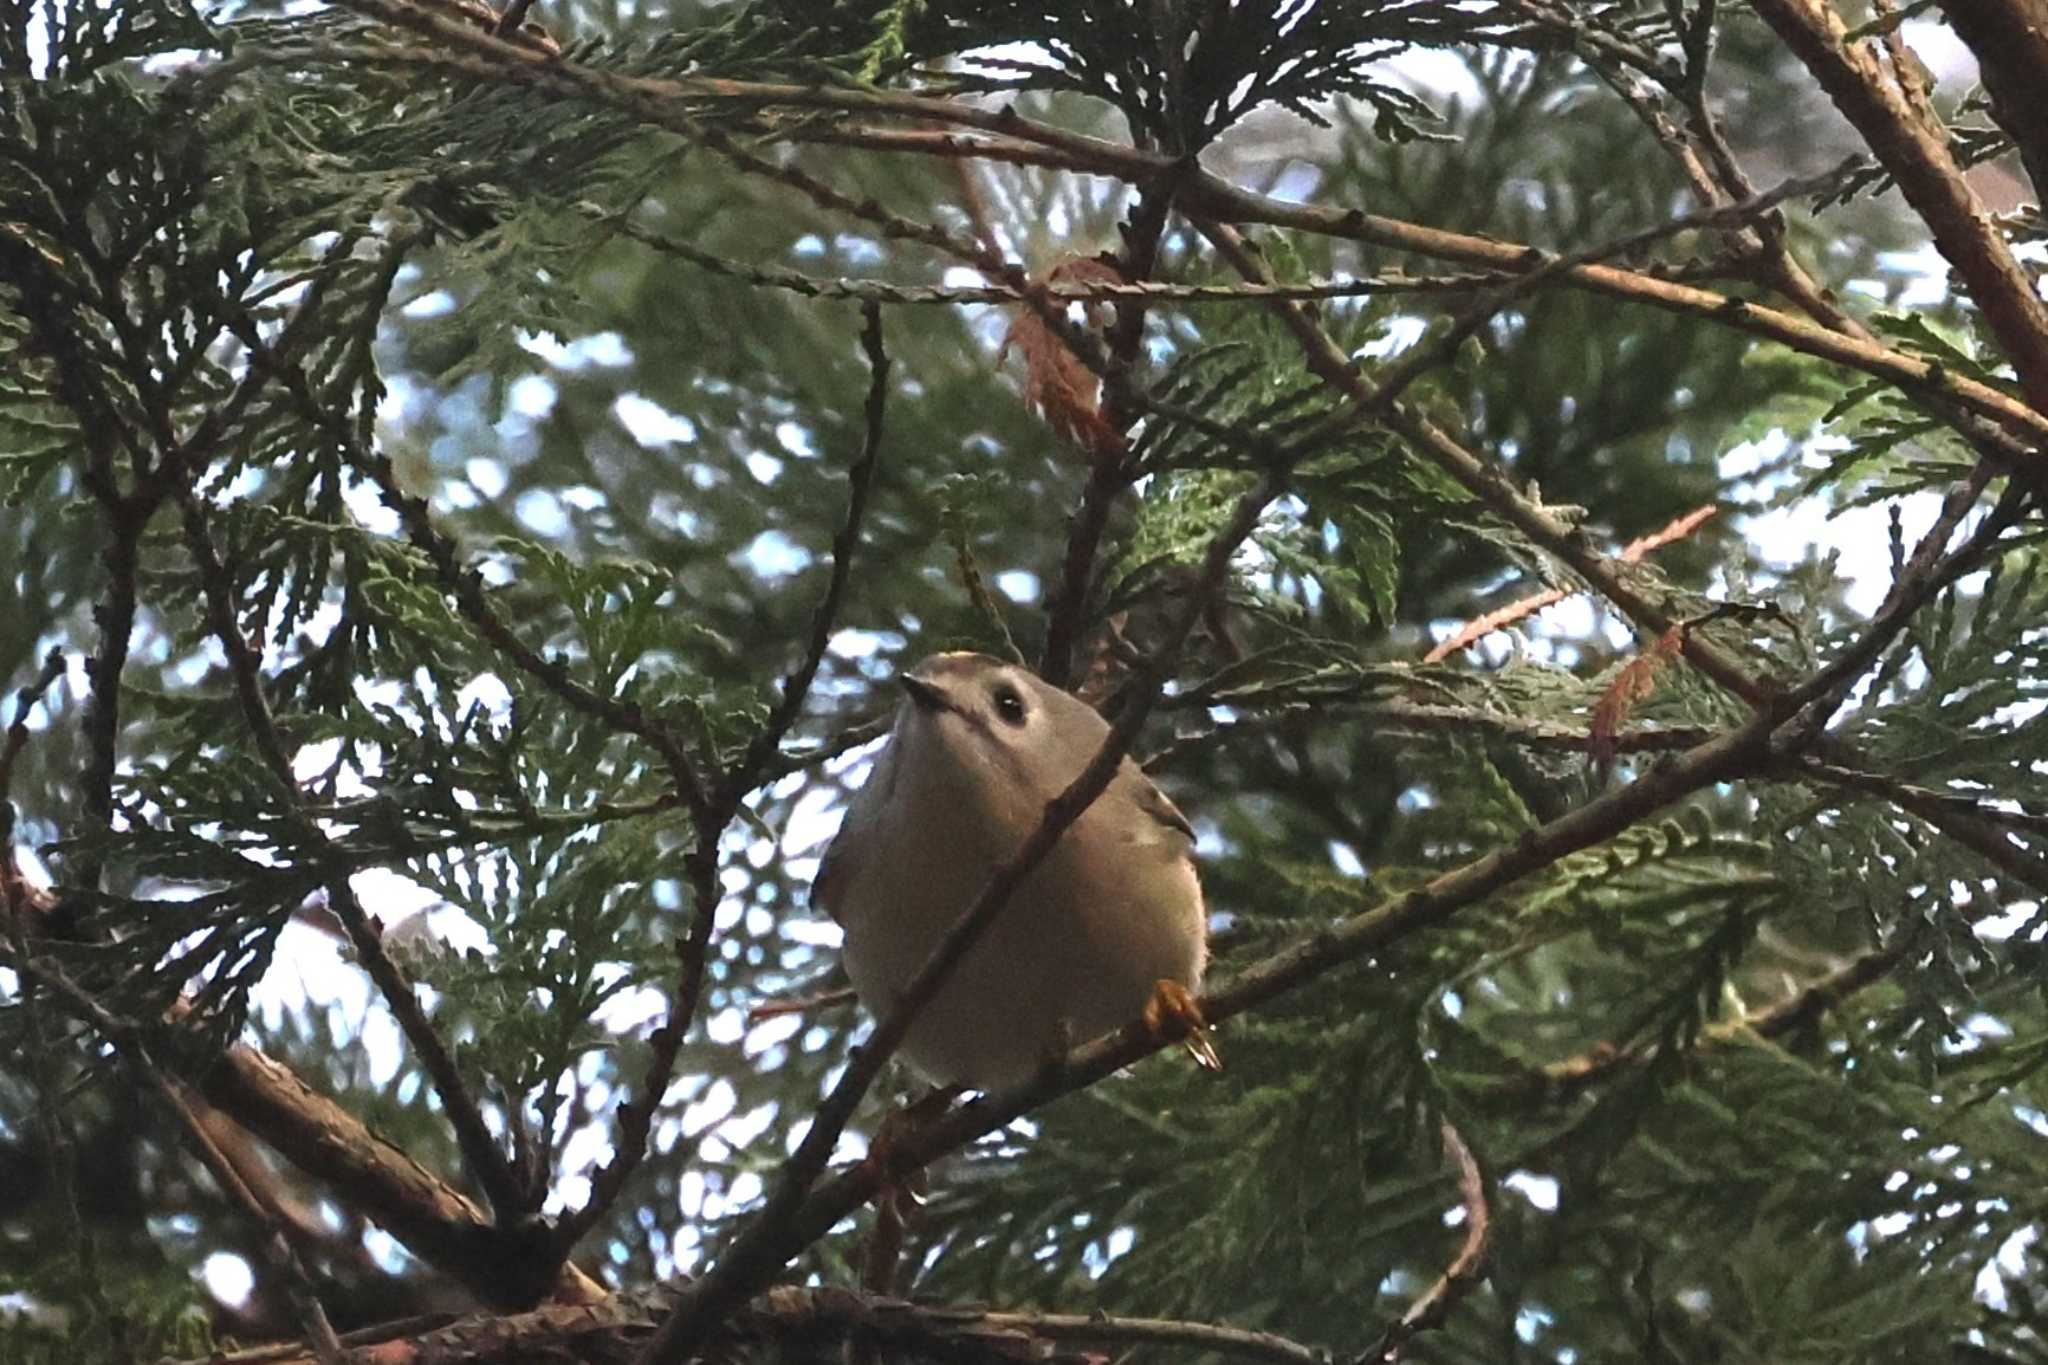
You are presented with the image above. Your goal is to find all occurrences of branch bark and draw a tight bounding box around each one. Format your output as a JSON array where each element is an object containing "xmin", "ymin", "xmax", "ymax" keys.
[
  {"xmin": 198, "ymin": 1039, "xmax": 605, "ymax": 1309},
  {"xmin": 1935, "ymin": 0, "xmax": 2048, "ymax": 202},
  {"xmin": 1751, "ymin": 0, "xmax": 2048, "ymax": 412}
]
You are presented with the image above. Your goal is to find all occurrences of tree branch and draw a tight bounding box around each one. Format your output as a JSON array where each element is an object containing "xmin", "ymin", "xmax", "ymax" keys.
[
  {"xmin": 1935, "ymin": 0, "xmax": 2048, "ymax": 202},
  {"xmin": 1750, "ymin": 0, "xmax": 2048, "ymax": 412},
  {"xmin": 308, "ymin": 4, "xmax": 2048, "ymax": 472},
  {"xmin": 171, "ymin": 1285, "xmax": 1336, "ymax": 1365},
  {"xmin": 177, "ymin": 492, "xmax": 533, "ymax": 1228},
  {"xmin": 9, "ymin": 956, "xmax": 345, "ymax": 1363},
  {"xmin": 558, "ymin": 305, "xmax": 892, "ymax": 1260},
  {"xmin": 1358, "ymin": 1120, "xmax": 1492, "ymax": 1365}
]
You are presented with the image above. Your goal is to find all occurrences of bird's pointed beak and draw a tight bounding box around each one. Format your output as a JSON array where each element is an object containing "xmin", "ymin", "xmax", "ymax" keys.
[{"xmin": 899, "ymin": 673, "xmax": 947, "ymax": 712}]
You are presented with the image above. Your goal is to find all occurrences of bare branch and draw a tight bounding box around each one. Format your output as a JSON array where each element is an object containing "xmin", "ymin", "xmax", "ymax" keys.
[
  {"xmin": 728, "ymin": 303, "xmax": 892, "ymax": 797},
  {"xmin": 1358, "ymin": 1120, "xmax": 1492, "ymax": 1365},
  {"xmin": 199, "ymin": 1036, "xmax": 604, "ymax": 1308},
  {"xmin": 558, "ymin": 306, "xmax": 892, "ymax": 1259},
  {"xmin": 170, "ymin": 1286, "xmax": 1334, "ymax": 1365},
  {"xmin": 1425, "ymin": 506, "xmax": 1718, "ymax": 663},
  {"xmin": 1542, "ymin": 941, "xmax": 1909, "ymax": 1092},
  {"xmin": 0, "ymin": 647, "xmax": 65, "ymax": 820}
]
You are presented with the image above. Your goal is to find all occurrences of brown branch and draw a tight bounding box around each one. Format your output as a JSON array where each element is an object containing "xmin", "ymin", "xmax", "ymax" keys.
[
  {"xmin": 174, "ymin": 1285, "xmax": 1333, "ymax": 1365},
  {"xmin": 1800, "ymin": 760, "xmax": 2048, "ymax": 840},
  {"xmin": 177, "ymin": 492, "xmax": 532, "ymax": 1227},
  {"xmin": 1193, "ymin": 207, "xmax": 2024, "ymax": 908},
  {"xmin": 557, "ymin": 307, "xmax": 892, "ymax": 1260},
  {"xmin": 1751, "ymin": 0, "xmax": 2048, "ymax": 413},
  {"xmin": 1041, "ymin": 161, "xmax": 1192, "ymax": 689},
  {"xmin": 198, "ymin": 1035, "xmax": 604, "ymax": 1308},
  {"xmin": 1424, "ymin": 502, "xmax": 1717, "ymax": 662},
  {"xmin": 11, "ymin": 956, "xmax": 345, "ymax": 1362},
  {"xmin": 77, "ymin": 503, "xmax": 141, "ymax": 848},
  {"xmin": 1936, "ymin": 0, "xmax": 2048, "ymax": 203},
  {"xmin": 937, "ymin": 1309, "xmax": 1324, "ymax": 1365},
  {"xmin": 746, "ymin": 984, "xmax": 858, "ymax": 1022},
  {"xmin": 1541, "ymin": 940, "xmax": 1908, "ymax": 1092},
  {"xmin": 0, "ymin": 647, "xmax": 65, "ymax": 820},
  {"xmin": 1145, "ymin": 700, "xmax": 1718, "ymax": 771},
  {"xmin": 1358, "ymin": 1120, "xmax": 1492, "ymax": 1365},
  {"xmin": 303, "ymin": 5, "xmax": 2048, "ymax": 471},
  {"xmin": 1369, "ymin": 162, "xmax": 1863, "ymax": 410},
  {"xmin": 728, "ymin": 303, "xmax": 891, "ymax": 797},
  {"xmin": 614, "ymin": 218, "xmax": 1507, "ymax": 303}
]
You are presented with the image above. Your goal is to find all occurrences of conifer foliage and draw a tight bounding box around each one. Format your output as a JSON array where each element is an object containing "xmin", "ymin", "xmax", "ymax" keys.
[{"xmin": 3, "ymin": 1, "xmax": 2048, "ymax": 1361}]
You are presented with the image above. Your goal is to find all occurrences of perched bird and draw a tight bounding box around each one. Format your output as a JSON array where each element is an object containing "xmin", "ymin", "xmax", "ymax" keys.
[{"xmin": 814, "ymin": 651, "xmax": 1217, "ymax": 1092}]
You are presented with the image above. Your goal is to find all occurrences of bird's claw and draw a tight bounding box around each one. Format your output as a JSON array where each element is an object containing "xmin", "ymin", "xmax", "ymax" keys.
[{"xmin": 1144, "ymin": 978, "xmax": 1222, "ymax": 1071}]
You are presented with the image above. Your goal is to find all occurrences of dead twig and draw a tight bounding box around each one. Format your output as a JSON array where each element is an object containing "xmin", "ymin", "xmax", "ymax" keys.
[{"xmin": 1424, "ymin": 505, "xmax": 1717, "ymax": 663}]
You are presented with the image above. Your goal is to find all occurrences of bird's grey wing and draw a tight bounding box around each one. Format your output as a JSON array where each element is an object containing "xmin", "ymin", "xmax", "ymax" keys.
[
  {"xmin": 811, "ymin": 734, "xmax": 902, "ymax": 926},
  {"xmin": 811, "ymin": 826, "xmax": 858, "ymax": 926},
  {"xmin": 1117, "ymin": 761, "xmax": 1195, "ymax": 846}
]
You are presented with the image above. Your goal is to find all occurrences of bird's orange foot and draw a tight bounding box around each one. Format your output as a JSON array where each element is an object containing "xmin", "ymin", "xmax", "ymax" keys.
[
  {"xmin": 861, "ymin": 1085, "xmax": 961, "ymax": 1184},
  {"xmin": 857, "ymin": 1087, "xmax": 958, "ymax": 1293},
  {"xmin": 1144, "ymin": 979, "xmax": 1222, "ymax": 1071}
]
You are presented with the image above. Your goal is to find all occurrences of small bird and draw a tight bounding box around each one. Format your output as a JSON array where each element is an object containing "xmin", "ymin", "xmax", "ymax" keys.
[{"xmin": 814, "ymin": 651, "xmax": 1218, "ymax": 1092}]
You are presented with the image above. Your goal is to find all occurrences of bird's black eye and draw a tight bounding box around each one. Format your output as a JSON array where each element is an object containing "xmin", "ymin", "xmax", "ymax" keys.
[{"xmin": 992, "ymin": 684, "xmax": 1027, "ymax": 726}]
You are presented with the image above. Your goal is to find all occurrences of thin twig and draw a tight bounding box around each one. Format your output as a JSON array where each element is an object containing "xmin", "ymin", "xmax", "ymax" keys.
[
  {"xmin": 1197, "ymin": 211, "xmax": 2042, "ymax": 908},
  {"xmin": 561, "ymin": 306, "xmax": 892, "ymax": 1258},
  {"xmin": 176, "ymin": 491, "xmax": 532, "ymax": 1223},
  {"xmin": 0, "ymin": 647, "xmax": 65, "ymax": 820},
  {"xmin": 1145, "ymin": 701, "xmax": 1718, "ymax": 771},
  {"xmin": 1370, "ymin": 161, "xmax": 1864, "ymax": 409},
  {"xmin": 1357, "ymin": 1119, "xmax": 1492, "ymax": 1365},
  {"xmin": 1799, "ymin": 760, "xmax": 2048, "ymax": 840},
  {"xmin": 1423, "ymin": 506, "xmax": 1718, "ymax": 663},
  {"xmin": 1542, "ymin": 940, "xmax": 1909, "ymax": 1091},
  {"xmin": 1041, "ymin": 159, "xmax": 1194, "ymax": 688},
  {"xmin": 617, "ymin": 215, "xmax": 1505, "ymax": 304},
  {"xmin": 728, "ymin": 303, "xmax": 891, "ymax": 798}
]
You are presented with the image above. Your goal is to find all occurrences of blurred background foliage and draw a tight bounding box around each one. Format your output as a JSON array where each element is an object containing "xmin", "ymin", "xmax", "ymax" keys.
[{"xmin": 3, "ymin": 2, "xmax": 2045, "ymax": 1362}]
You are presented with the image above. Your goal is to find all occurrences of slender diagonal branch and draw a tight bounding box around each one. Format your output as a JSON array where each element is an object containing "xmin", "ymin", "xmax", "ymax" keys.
[
  {"xmin": 177, "ymin": 491, "xmax": 531, "ymax": 1224},
  {"xmin": 0, "ymin": 648, "xmax": 66, "ymax": 822},
  {"xmin": 1542, "ymin": 940, "xmax": 1909, "ymax": 1092},
  {"xmin": 1041, "ymin": 161, "xmax": 1192, "ymax": 690},
  {"xmin": 728, "ymin": 303, "xmax": 891, "ymax": 798},
  {"xmin": 13, "ymin": 955, "xmax": 344, "ymax": 1363},
  {"xmin": 558, "ymin": 306, "xmax": 892, "ymax": 1259}
]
